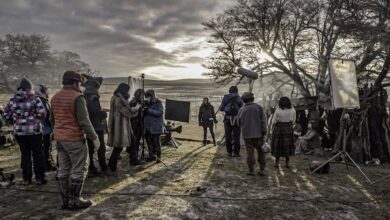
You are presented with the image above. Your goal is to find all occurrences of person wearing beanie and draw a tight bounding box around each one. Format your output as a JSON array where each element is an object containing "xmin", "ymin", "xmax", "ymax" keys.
[
  {"xmin": 83, "ymin": 76, "xmax": 108, "ymax": 177},
  {"xmin": 35, "ymin": 84, "xmax": 57, "ymax": 172},
  {"xmin": 107, "ymin": 83, "xmax": 141, "ymax": 173},
  {"xmin": 143, "ymin": 89, "xmax": 164, "ymax": 163},
  {"xmin": 51, "ymin": 71, "xmax": 100, "ymax": 210},
  {"xmin": 220, "ymin": 86, "xmax": 243, "ymax": 157},
  {"xmin": 237, "ymin": 92, "xmax": 267, "ymax": 176},
  {"xmin": 3, "ymin": 78, "xmax": 47, "ymax": 185}
]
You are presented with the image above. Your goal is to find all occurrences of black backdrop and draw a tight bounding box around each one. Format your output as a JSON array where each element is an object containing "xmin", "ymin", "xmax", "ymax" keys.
[{"xmin": 165, "ymin": 99, "xmax": 191, "ymax": 123}]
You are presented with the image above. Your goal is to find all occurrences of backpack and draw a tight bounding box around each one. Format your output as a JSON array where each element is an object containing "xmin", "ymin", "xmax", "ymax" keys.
[{"xmin": 225, "ymin": 96, "xmax": 239, "ymax": 116}]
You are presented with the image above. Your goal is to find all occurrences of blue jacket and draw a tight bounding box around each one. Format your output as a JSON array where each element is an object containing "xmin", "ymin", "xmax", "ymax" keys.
[
  {"xmin": 144, "ymin": 100, "xmax": 164, "ymax": 135},
  {"xmin": 220, "ymin": 93, "xmax": 243, "ymax": 121},
  {"xmin": 38, "ymin": 96, "xmax": 53, "ymax": 135}
]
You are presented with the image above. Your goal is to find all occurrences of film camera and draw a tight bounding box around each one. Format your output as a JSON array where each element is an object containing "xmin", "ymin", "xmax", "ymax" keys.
[{"xmin": 161, "ymin": 121, "xmax": 183, "ymax": 148}]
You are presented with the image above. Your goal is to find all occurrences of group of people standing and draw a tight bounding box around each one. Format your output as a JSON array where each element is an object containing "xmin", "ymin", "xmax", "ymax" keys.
[
  {"xmin": 200, "ymin": 86, "xmax": 297, "ymax": 176},
  {"xmin": 3, "ymin": 71, "xmax": 164, "ymax": 210}
]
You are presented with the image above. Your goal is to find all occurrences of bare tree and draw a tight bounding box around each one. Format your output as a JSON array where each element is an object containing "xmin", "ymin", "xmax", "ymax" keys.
[
  {"xmin": 0, "ymin": 34, "xmax": 95, "ymax": 92},
  {"xmin": 203, "ymin": 0, "xmax": 389, "ymax": 98}
]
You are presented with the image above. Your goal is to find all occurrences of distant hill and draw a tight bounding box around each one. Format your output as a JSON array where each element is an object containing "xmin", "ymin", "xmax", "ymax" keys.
[{"xmin": 103, "ymin": 77, "xmax": 213, "ymax": 86}]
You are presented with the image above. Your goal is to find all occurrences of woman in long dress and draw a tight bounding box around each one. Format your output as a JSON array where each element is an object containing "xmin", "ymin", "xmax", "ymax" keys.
[{"xmin": 271, "ymin": 97, "xmax": 296, "ymax": 168}]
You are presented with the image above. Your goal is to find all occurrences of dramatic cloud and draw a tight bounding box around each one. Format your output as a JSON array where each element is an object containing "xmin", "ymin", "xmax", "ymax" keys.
[{"xmin": 0, "ymin": 0, "xmax": 235, "ymax": 79}]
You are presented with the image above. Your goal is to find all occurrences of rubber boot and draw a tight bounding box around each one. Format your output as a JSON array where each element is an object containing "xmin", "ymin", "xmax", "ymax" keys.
[
  {"xmin": 58, "ymin": 177, "xmax": 70, "ymax": 209},
  {"xmin": 69, "ymin": 179, "xmax": 93, "ymax": 210},
  {"xmin": 202, "ymin": 140, "xmax": 207, "ymax": 146},
  {"xmin": 213, "ymin": 139, "xmax": 216, "ymax": 146}
]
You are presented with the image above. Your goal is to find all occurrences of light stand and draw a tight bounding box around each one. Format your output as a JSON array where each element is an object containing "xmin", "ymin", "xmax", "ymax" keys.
[
  {"xmin": 140, "ymin": 73, "xmax": 146, "ymax": 161},
  {"xmin": 311, "ymin": 112, "xmax": 373, "ymax": 184}
]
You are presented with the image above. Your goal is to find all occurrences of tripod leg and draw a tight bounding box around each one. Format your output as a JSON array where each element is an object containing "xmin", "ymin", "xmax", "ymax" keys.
[
  {"xmin": 344, "ymin": 152, "xmax": 372, "ymax": 184},
  {"xmin": 371, "ymin": 174, "xmax": 390, "ymax": 185},
  {"xmin": 311, "ymin": 151, "xmax": 343, "ymax": 174}
]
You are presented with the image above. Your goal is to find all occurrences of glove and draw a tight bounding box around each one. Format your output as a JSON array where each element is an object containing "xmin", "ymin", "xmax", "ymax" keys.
[
  {"xmin": 93, "ymin": 138, "xmax": 100, "ymax": 149},
  {"xmin": 214, "ymin": 120, "xmax": 218, "ymax": 124},
  {"xmin": 51, "ymin": 140, "xmax": 57, "ymax": 149}
]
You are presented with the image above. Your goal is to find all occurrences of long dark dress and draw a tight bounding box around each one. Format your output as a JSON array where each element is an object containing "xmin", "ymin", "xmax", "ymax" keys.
[{"xmin": 271, "ymin": 122, "xmax": 295, "ymax": 157}]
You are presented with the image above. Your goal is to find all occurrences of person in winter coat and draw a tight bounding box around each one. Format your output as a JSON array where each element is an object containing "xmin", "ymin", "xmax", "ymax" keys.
[
  {"xmin": 220, "ymin": 86, "xmax": 243, "ymax": 157},
  {"xmin": 3, "ymin": 78, "xmax": 47, "ymax": 185},
  {"xmin": 238, "ymin": 92, "xmax": 267, "ymax": 176},
  {"xmin": 198, "ymin": 97, "xmax": 218, "ymax": 146},
  {"xmin": 271, "ymin": 97, "xmax": 296, "ymax": 168},
  {"xmin": 35, "ymin": 84, "xmax": 56, "ymax": 172},
  {"xmin": 83, "ymin": 76, "xmax": 108, "ymax": 176},
  {"xmin": 107, "ymin": 83, "xmax": 140, "ymax": 173},
  {"xmin": 128, "ymin": 89, "xmax": 143, "ymax": 166},
  {"xmin": 51, "ymin": 71, "xmax": 100, "ymax": 210},
  {"xmin": 143, "ymin": 89, "xmax": 164, "ymax": 163}
]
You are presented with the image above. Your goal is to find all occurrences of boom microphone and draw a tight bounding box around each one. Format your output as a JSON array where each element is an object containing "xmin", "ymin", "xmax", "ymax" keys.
[{"xmin": 237, "ymin": 67, "xmax": 259, "ymax": 80}]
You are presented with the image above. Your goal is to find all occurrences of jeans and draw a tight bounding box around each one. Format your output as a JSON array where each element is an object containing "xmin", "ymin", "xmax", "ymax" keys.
[
  {"xmin": 146, "ymin": 132, "xmax": 161, "ymax": 159},
  {"xmin": 15, "ymin": 134, "xmax": 45, "ymax": 181},
  {"xmin": 224, "ymin": 121, "xmax": 241, "ymax": 154},
  {"xmin": 86, "ymin": 131, "xmax": 107, "ymax": 171},
  {"xmin": 203, "ymin": 125, "xmax": 215, "ymax": 142}
]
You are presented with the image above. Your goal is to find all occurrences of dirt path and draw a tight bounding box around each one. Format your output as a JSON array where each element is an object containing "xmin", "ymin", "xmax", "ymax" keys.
[{"xmin": 0, "ymin": 140, "xmax": 390, "ymax": 220}]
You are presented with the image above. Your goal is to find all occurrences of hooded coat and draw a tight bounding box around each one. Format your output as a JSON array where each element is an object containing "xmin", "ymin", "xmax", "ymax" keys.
[
  {"xmin": 198, "ymin": 102, "xmax": 217, "ymax": 127},
  {"xmin": 144, "ymin": 90, "xmax": 164, "ymax": 135},
  {"xmin": 3, "ymin": 89, "xmax": 46, "ymax": 136},
  {"xmin": 107, "ymin": 92, "xmax": 138, "ymax": 148},
  {"xmin": 220, "ymin": 92, "xmax": 243, "ymax": 123}
]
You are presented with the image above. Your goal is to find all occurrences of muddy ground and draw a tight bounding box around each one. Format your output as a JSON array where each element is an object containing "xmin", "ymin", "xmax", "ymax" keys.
[
  {"xmin": 0, "ymin": 84, "xmax": 390, "ymax": 219},
  {"xmin": 1, "ymin": 132, "xmax": 390, "ymax": 220}
]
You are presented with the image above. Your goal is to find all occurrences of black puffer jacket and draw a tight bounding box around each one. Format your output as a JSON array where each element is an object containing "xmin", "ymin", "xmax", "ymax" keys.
[
  {"xmin": 198, "ymin": 103, "xmax": 217, "ymax": 127},
  {"xmin": 83, "ymin": 80, "xmax": 107, "ymax": 132}
]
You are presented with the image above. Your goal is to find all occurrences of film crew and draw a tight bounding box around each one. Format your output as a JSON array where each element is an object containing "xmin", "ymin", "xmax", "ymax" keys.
[
  {"xmin": 238, "ymin": 92, "xmax": 267, "ymax": 176},
  {"xmin": 271, "ymin": 97, "xmax": 296, "ymax": 168},
  {"xmin": 3, "ymin": 78, "xmax": 47, "ymax": 185},
  {"xmin": 220, "ymin": 86, "xmax": 243, "ymax": 157},
  {"xmin": 83, "ymin": 76, "xmax": 108, "ymax": 177},
  {"xmin": 129, "ymin": 89, "xmax": 143, "ymax": 166},
  {"xmin": 35, "ymin": 84, "xmax": 56, "ymax": 172},
  {"xmin": 51, "ymin": 71, "xmax": 99, "ymax": 209},
  {"xmin": 107, "ymin": 83, "xmax": 141, "ymax": 174},
  {"xmin": 143, "ymin": 89, "xmax": 164, "ymax": 163},
  {"xmin": 198, "ymin": 97, "xmax": 218, "ymax": 146}
]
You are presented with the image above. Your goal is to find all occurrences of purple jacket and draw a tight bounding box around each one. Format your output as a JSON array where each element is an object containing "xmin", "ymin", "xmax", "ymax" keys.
[{"xmin": 3, "ymin": 90, "xmax": 46, "ymax": 136}]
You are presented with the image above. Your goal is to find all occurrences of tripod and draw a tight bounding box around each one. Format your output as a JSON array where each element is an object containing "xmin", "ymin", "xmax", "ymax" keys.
[{"xmin": 311, "ymin": 112, "xmax": 373, "ymax": 184}]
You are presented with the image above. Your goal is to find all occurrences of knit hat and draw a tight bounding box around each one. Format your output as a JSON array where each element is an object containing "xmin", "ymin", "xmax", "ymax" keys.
[
  {"xmin": 18, "ymin": 78, "xmax": 33, "ymax": 91},
  {"xmin": 63, "ymin": 71, "xmax": 86, "ymax": 84}
]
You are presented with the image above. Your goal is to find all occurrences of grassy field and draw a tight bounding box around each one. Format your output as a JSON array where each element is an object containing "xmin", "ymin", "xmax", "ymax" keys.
[{"xmin": 0, "ymin": 79, "xmax": 390, "ymax": 219}]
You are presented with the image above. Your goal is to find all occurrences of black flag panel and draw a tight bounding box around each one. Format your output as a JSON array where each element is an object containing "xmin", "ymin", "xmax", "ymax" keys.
[{"xmin": 165, "ymin": 99, "xmax": 191, "ymax": 123}]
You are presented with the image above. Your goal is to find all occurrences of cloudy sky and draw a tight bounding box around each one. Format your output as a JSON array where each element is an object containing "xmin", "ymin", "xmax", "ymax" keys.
[{"xmin": 0, "ymin": 0, "xmax": 235, "ymax": 79}]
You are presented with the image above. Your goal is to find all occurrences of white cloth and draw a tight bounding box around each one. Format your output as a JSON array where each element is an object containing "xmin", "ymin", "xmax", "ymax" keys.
[{"xmin": 128, "ymin": 77, "xmax": 142, "ymax": 99}]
